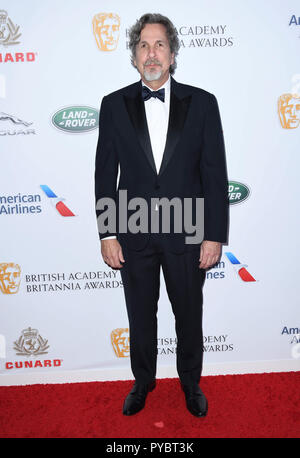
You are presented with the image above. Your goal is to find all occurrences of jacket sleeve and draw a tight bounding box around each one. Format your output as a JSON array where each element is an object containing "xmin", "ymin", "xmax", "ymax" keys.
[
  {"xmin": 94, "ymin": 96, "xmax": 119, "ymax": 240},
  {"xmin": 199, "ymin": 93, "xmax": 229, "ymax": 243}
]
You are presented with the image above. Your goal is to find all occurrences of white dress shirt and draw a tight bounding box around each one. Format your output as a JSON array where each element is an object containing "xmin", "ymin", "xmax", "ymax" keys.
[
  {"xmin": 103, "ymin": 75, "xmax": 171, "ymax": 239},
  {"xmin": 143, "ymin": 75, "xmax": 170, "ymax": 174}
]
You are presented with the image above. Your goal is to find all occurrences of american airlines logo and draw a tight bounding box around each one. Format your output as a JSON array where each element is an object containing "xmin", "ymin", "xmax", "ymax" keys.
[
  {"xmin": 40, "ymin": 185, "xmax": 75, "ymax": 217},
  {"xmin": 225, "ymin": 252, "xmax": 256, "ymax": 282}
]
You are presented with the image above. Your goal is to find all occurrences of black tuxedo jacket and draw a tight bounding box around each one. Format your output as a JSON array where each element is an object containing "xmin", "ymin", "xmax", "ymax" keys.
[{"xmin": 95, "ymin": 76, "xmax": 229, "ymax": 254}]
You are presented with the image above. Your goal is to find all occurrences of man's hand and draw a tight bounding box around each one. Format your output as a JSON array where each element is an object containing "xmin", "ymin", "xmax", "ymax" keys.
[
  {"xmin": 101, "ymin": 239, "xmax": 125, "ymax": 269},
  {"xmin": 199, "ymin": 240, "xmax": 222, "ymax": 269}
]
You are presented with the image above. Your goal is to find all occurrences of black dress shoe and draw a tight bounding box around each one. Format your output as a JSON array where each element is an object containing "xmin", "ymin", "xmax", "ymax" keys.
[
  {"xmin": 181, "ymin": 383, "xmax": 208, "ymax": 417},
  {"xmin": 123, "ymin": 380, "xmax": 156, "ymax": 415}
]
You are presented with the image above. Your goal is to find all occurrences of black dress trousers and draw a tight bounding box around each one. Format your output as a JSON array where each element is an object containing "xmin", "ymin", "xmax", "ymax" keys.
[{"xmin": 120, "ymin": 232, "xmax": 206, "ymax": 386}]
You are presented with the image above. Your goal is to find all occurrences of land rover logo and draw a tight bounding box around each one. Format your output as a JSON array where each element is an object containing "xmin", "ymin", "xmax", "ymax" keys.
[
  {"xmin": 228, "ymin": 181, "xmax": 250, "ymax": 205},
  {"xmin": 52, "ymin": 106, "xmax": 99, "ymax": 133}
]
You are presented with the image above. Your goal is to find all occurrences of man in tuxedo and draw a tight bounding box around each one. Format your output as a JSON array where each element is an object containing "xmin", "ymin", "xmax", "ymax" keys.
[{"xmin": 95, "ymin": 13, "xmax": 228, "ymax": 417}]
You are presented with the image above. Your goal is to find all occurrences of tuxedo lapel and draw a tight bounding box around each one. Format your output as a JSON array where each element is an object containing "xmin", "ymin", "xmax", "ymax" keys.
[
  {"xmin": 124, "ymin": 85, "xmax": 157, "ymax": 174},
  {"xmin": 123, "ymin": 78, "xmax": 192, "ymax": 177},
  {"xmin": 158, "ymin": 80, "xmax": 191, "ymax": 176}
]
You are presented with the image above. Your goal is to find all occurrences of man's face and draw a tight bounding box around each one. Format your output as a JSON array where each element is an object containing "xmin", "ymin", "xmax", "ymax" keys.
[{"xmin": 134, "ymin": 23, "xmax": 174, "ymax": 85}]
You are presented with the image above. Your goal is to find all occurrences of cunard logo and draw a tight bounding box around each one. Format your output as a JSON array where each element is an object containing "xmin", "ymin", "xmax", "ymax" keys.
[
  {"xmin": 0, "ymin": 10, "xmax": 37, "ymax": 63},
  {"xmin": 13, "ymin": 327, "xmax": 49, "ymax": 357},
  {"xmin": 0, "ymin": 10, "xmax": 21, "ymax": 46}
]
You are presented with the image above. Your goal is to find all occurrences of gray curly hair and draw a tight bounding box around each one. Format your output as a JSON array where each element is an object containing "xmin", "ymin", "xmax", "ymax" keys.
[{"xmin": 128, "ymin": 13, "xmax": 180, "ymax": 75}]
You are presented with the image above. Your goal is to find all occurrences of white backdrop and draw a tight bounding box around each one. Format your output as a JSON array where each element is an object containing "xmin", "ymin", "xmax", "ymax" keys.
[{"xmin": 1, "ymin": 0, "xmax": 299, "ymax": 386}]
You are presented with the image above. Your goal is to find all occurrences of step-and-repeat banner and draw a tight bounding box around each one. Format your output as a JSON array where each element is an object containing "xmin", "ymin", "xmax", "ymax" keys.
[{"xmin": 1, "ymin": 0, "xmax": 299, "ymax": 382}]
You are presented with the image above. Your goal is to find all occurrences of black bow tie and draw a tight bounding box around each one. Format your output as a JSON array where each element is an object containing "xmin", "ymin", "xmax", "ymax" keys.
[{"xmin": 142, "ymin": 85, "xmax": 165, "ymax": 102}]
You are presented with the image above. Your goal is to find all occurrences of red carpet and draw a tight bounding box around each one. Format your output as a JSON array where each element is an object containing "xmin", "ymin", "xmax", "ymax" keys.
[{"xmin": 0, "ymin": 372, "xmax": 299, "ymax": 438}]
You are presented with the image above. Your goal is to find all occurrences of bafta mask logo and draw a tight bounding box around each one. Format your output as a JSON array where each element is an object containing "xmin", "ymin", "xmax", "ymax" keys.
[
  {"xmin": 13, "ymin": 327, "xmax": 49, "ymax": 356},
  {"xmin": 92, "ymin": 13, "xmax": 120, "ymax": 51},
  {"xmin": 278, "ymin": 93, "xmax": 300, "ymax": 129},
  {"xmin": 0, "ymin": 10, "xmax": 21, "ymax": 46},
  {"xmin": 111, "ymin": 328, "xmax": 130, "ymax": 357},
  {"xmin": 0, "ymin": 263, "xmax": 21, "ymax": 294}
]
